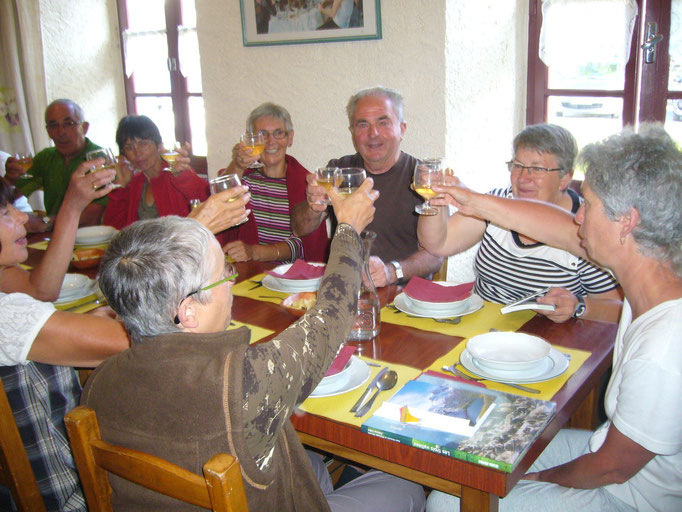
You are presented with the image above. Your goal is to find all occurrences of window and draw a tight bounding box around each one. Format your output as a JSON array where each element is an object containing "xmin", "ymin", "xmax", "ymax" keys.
[
  {"xmin": 527, "ymin": 0, "xmax": 682, "ymax": 150},
  {"xmin": 116, "ymin": 0, "xmax": 207, "ymax": 171}
]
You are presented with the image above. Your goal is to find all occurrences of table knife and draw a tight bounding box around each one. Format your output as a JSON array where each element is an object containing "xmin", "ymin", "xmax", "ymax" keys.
[{"xmin": 350, "ymin": 366, "xmax": 387, "ymax": 413}]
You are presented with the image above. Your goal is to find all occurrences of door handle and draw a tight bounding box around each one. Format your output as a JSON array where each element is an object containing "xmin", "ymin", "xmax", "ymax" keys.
[{"xmin": 641, "ymin": 22, "xmax": 664, "ymax": 64}]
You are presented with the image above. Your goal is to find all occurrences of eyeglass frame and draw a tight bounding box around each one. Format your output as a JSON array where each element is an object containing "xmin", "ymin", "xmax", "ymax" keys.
[
  {"xmin": 173, "ymin": 260, "xmax": 238, "ymax": 324},
  {"xmin": 257, "ymin": 129, "xmax": 289, "ymax": 140},
  {"xmin": 506, "ymin": 160, "xmax": 564, "ymax": 177},
  {"xmin": 45, "ymin": 120, "xmax": 83, "ymax": 132}
]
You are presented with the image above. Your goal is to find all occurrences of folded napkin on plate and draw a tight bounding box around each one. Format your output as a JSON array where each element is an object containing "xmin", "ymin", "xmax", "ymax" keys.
[
  {"xmin": 265, "ymin": 260, "xmax": 325, "ymax": 280},
  {"xmin": 404, "ymin": 277, "xmax": 474, "ymax": 303},
  {"xmin": 325, "ymin": 345, "xmax": 357, "ymax": 377}
]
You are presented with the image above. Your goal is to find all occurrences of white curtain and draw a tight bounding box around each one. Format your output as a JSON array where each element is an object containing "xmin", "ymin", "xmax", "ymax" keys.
[
  {"xmin": 0, "ymin": 0, "xmax": 49, "ymax": 155},
  {"xmin": 540, "ymin": 0, "xmax": 638, "ymax": 67}
]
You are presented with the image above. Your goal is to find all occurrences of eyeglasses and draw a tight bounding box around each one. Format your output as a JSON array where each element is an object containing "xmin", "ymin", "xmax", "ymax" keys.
[
  {"xmin": 506, "ymin": 161, "xmax": 563, "ymax": 177},
  {"xmin": 122, "ymin": 139, "xmax": 156, "ymax": 154},
  {"xmin": 174, "ymin": 260, "xmax": 238, "ymax": 324},
  {"xmin": 257, "ymin": 129, "xmax": 288, "ymax": 140},
  {"xmin": 45, "ymin": 120, "xmax": 83, "ymax": 132}
]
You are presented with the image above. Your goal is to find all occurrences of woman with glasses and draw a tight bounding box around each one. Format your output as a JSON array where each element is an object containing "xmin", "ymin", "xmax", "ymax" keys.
[
  {"xmin": 219, "ymin": 103, "xmax": 330, "ymax": 263},
  {"xmin": 102, "ymin": 115, "xmax": 210, "ymax": 230},
  {"xmin": 418, "ymin": 124, "xmax": 621, "ymax": 323}
]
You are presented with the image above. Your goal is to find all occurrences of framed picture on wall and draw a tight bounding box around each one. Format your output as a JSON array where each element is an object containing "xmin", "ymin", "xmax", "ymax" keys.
[{"xmin": 240, "ymin": 0, "xmax": 381, "ymax": 46}]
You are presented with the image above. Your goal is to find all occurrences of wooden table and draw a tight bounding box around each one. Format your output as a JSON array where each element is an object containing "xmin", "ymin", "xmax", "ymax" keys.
[{"xmin": 229, "ymin": 261, "xmax": 617, "ymax": 512}]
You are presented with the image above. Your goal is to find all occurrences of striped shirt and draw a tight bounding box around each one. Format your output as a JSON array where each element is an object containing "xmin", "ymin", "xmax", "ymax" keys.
[
  {"xmin": 242, "ymin": 170, "xmax": 304, "ymax": 262},
  {"xmin": 474, "ymin": 187, "xmax": 618, "ymax": 304}
]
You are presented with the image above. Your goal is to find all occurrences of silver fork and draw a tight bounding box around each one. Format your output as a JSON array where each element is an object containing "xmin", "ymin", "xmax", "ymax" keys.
[{"xmin": 442, "ymin": 364, "xmax": 541, "ymax": 394}]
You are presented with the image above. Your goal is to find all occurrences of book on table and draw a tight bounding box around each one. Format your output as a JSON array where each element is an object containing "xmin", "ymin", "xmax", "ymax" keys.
[{"xmin": 360, "ymin": 373, "xmax": 556, "ymax": 473}]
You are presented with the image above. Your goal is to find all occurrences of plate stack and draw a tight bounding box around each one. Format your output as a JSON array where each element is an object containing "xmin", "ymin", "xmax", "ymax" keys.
[
  {"xmin": 461, "ymin": 332, "xmax": 569, "ymax": 384},
  {"xmin": 394, "ymin": 279, "xmax": 483, "ymax": 319},
  {"xmin": 263, "ymin": 261, "xmax": 325, "ymax": 293},
  {"xmin": 310, "ymin": 357, "xmax": 371, "ymax": 398},
  {"xmin": 55, "ymin": 273, "xmax": 97, "ymax": 305},
  {"xmin": 74, "ymin": 226, "xmax": 118, "ymax": 249}
]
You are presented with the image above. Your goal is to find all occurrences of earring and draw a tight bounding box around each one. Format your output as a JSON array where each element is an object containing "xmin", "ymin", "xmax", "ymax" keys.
[{"xmin": 620, "ymin": 235, "xmax": 626, "ymax": 245}]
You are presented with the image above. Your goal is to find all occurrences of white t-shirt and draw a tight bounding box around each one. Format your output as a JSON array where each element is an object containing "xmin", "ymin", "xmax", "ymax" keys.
[
  {"xmin": 0, "ymin": 292, "xmax": 56, "ymax": 365},
  {"xmin": 589, "ymin": 297, "xmax": 682, "ymax": 511}
]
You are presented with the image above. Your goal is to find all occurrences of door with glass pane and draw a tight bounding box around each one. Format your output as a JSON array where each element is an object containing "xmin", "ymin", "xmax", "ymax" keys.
[
  {"xmin": 116, "ymin": 0, "xmax": 206, "ymax": 170},
  {"xmin": 527, "ymin": 0, "xmax": 681, "ymax": 149}
]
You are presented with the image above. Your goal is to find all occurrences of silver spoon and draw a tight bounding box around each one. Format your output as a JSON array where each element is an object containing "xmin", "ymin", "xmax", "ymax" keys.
[
  {"xmin": 355, "ymin": 370, "xmax": 398, "ymax": 417},
  {"xmin": 442, "ymin": 364, "xmax": 541, "ymax": 394}
]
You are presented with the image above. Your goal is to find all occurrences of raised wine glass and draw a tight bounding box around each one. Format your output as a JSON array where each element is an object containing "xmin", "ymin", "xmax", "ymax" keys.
[
  {"xmin": 413, "ymin": 158, "xmax": 444, "ymax": 216},
  {"xmin": 209, "ymin": 173, "xmax": 248, "ymax": 225},
  {"xmin": 315, "ymin": 166, "xmax": 338, "ymax": 205},
  {"xmin": 240, "ymin": 131, "xmax": 265, "ymax": 169},
  {"xmin": 160, "ymin": 141, "xmax": 182, "ymax": 170},
  {"xmin": 15, "ymin": 153, "xmax": 34, "ymax": 179},
  {"xmin": 85, "ymin": 148, "xmax": 122, "ymax": 189},
  {"xmin": 333, "ymin": 167, "xmax": 366, "ymax": 197}
]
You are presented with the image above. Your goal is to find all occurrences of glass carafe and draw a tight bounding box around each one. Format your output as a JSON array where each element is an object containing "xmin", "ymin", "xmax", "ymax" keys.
[{"xmin": 348, "ymin": 230, "xmax": 381, "ymax": 341}]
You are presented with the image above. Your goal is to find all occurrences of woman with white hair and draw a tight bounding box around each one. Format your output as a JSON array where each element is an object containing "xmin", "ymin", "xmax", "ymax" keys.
[
  {"xmin": 426, "ymin": 123, "xmax": 682, "ymax": 511},
  {"xmin": 220, "ymin": 102, "xmax": 330, "ymax": 263}
]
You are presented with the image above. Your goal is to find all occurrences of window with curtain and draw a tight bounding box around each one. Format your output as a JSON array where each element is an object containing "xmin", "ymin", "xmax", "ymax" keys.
[{"xmin": 117, "ymin": 0, "xmax": 207, "ymax": 171}]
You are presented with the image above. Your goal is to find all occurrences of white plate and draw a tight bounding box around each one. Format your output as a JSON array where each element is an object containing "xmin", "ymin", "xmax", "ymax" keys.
[
  {"xmin": 403, "ymin": 281, "xmax": 473, "ymax": 313},
  {"xmin": 57, "ymin": 274, "xmax": 92, "ymax": 301},
  {"xmin": 309, "ymin": 357, "xmax": 371, "ymax": 398},
  {"xmin": 460, "ymin": 347, "xmax": 570, "ymax": 384},
  {"xmin": 55, "ymin": 278, "xmax": 97, "ymax": 304},
  {"xmin": 263, "ymin": 263, "xmax": 325, "ymax": 293},
  {"xmin": 466, "ymin": 332, "xmax": 551, "ymax": 372},
  {"xmin": 393, "ymin": 292, "xmax": 484, "ymax": 319},
  {"xmin": 75, "ymin": 225, "xmax": 117, "ymax": 245}
]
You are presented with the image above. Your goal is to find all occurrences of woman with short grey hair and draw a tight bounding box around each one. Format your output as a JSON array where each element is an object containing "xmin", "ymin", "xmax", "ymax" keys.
[{"xmin": 220, "ymin": 102, "xmax": 329, "ymax": 264}]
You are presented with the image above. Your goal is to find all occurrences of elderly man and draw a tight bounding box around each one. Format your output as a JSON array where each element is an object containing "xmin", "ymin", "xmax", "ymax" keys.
[
  {"xmin": 16, "ymin": 99, "xmax": 106, "ymax": 228},
  {"xmin": 81, "ymin": 181, "xmax": 426, "ymax": 511},
  {"xmin": 291, "ymin": 86, "xmax": 443, "ymax": 287}
]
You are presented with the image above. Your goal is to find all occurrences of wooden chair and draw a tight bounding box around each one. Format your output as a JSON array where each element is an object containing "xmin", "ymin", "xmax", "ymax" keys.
[
  {"xmin": 0, "ymin": 379, "xmax": 47, "ymax": 512},
  {"xmin": 64, "ymin": 406, "xmax": 248, "ymax": 512}
]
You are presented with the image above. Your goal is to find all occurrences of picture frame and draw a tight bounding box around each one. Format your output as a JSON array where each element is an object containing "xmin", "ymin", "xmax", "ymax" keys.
[{"xmin": 240, "ymin": 0, "xmax": 381, "ymax": 47}]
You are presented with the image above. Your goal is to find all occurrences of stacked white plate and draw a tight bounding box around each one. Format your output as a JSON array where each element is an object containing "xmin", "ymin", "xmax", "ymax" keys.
[
  {"xmin": 75, "ymin": 226, "xmax": 117, "ymax": 247},
  {"xmin": 262, "ymin": 263, "xmax": 325, "ymax": 293},
  {"xmin": 393, "ymin": 281, "xmax": 484, "ymax": 319},
  {"xmin": 56, "ymin": 273, "xmax": 97, "ymax": 304},
  {"xmin": 310, "ymin": 357, "xmax": 371, "ymax": 397},
  {"xmin": 460, "ymin": 332, "xmax": 569, "ymax": 384}
]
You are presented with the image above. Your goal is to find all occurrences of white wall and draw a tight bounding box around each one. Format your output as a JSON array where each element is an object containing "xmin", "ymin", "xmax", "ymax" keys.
[{"xmin": 38, "ymin": 0, "xmax": 126, "ymax": 151}]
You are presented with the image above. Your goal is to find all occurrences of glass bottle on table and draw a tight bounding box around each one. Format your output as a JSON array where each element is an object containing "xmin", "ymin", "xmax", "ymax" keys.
[{"xmin": 348, "ymin": 230, "xmax": 380, "ymax": 341}]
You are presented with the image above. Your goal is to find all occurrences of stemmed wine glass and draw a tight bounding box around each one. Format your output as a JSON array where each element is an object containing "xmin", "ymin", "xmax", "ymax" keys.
[
  {"xmin": 160, "ymin": 141, "xmax": 182, "ymax": 170},
  {"xmin": 413, "ymin": 158, "xmax": 444, "ymax": 215},
  {"xmin": 240, "ymin": 131, "xmax": 265, "ymax": 169},
  {"xmin": 333, "ymin": 167, "xmax": 366, "ymax": 197},
  {"xmin": 15, "ymin": 153, "xmax": 34, "ymax": 179},
  {"xmin": 85, "ymin": 148, "xmax": 122, "ymax": 189},
  {"xmin": 315, "ymin": 166, "xmax": 338, "ymax": 205}
]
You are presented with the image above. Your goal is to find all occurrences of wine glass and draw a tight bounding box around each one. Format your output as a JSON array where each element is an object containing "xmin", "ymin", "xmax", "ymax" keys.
[
  {"xmin": 160, "ymin": 141, "xmax": 181, "ymax": 170},
  {"xmin": 413, "ymin": 158, "xmax": 444, "ymax": 215},
  {"xmin": 333, "ymin": 167, "xmax": 366, "ymax": 197},
  {"xmin": 315, "ymin": 166, "xmax": 338, "ymax": 205},
  {"xmin": 240, "ymin": 131, "xmax": 265, "ymax": 169},
  {"xmin": 209, "ymin": 173, "xmax": 247, "ymax": 225},
  {"xmin": 85, "ymin": 148, "xmax": 122, "ymax": 189},
  {"xmin": 15, "ymin": 153, "xmax": 33, "ymax": 178}
]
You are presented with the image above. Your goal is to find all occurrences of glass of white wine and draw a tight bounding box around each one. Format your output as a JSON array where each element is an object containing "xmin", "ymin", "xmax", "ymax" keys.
[
  {"xmin": 315, "ymin": 166, "xmax": 338, "ymax": 205},
  {"xmin": 333, "ymin": 167, "xmax": 366, "ymax": 197},
  {"xmin": 413, "ymin": 158, "xmax": 443, "ymax": 215},
  {"xmin": 160, "ymin": 141, "xmax": 181, "ymax": 170},
  {"xmin": 85, "ymin": 148, "xmax": 122, "ymax": 189},
  {"xmin": 209, "ymin": 173, "xmax": 247, "ymax": 225},
  {"xmin": 240, "ymin": 131, "xmax": 265, "ymax": 169},
  {"xmin": 15, "ymin": 153, "xmax": 34, "ymax": 178}
]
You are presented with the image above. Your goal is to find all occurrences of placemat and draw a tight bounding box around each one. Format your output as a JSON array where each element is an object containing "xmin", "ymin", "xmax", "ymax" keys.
[
  {"xmin": 298, "ymin": 358, "xmax": 421, "ymax": 427},
  {"xmin": 229, "ymin": 320, "xmax": 274, "ymax": 344},
  {"xmin": 426, "ymin": 340, "xmax": 591, "ymax": 400},
  {"xmin": 381, "ymin": 301, "xmax": 536, "ymax": 339},
  {"xmin": 232, "ymin": 273, "xmax": 290, "ymax": 304},
  {"xmin": 28, "ymin": 240, "xmax": 49, "ymax": 250},
  {"xmin": 54, "ymin": 293, "xmax": 103, "ymax": 313}
]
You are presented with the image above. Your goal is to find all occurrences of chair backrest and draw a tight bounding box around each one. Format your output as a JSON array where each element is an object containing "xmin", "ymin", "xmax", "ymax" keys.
[
  {"xmin": 64, "ymin": 406, "xmax": 249, "ymax": 512},
  {"xmin": 0, "ymin": 379, "xmax": 47, "ymax": 512}
]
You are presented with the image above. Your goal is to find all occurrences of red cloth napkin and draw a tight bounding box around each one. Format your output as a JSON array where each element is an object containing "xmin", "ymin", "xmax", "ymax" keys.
[
  {"xmin": 403, "ymin": 277, "xmax": 474, "ymax": 303},
  {"xmin": 325, "ymin": 346, "xmax": 357, "ymax": 377},
  {"xmin": 265, "ymin": 260, "xmax": 325, "ymax": 280}
]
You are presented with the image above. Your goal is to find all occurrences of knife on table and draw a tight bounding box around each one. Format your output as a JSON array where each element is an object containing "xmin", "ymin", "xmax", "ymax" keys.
[{"xmin": 350, "ymin": 366, "xmax": 388, "ymax": 413}]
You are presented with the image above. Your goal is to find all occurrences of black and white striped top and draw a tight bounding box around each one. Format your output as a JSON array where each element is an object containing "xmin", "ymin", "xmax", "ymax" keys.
[{"xmin": 473, "ymin": 186, "xmax": 618, "ymax": 304}]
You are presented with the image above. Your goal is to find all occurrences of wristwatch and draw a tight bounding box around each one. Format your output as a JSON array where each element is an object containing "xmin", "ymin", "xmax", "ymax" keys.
[
  {"xmin": 573, "ymin": 296, "xmax": 587, "ymax": 318},
  {"xmin": 389, "ymin": 261, "xmax": 404, "ymax": 282}
]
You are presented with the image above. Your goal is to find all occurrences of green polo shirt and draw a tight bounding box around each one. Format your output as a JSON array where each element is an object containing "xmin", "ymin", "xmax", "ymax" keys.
[{"xmin": 17, "ymin": 138, "xmax": 108, "ymax": 215}]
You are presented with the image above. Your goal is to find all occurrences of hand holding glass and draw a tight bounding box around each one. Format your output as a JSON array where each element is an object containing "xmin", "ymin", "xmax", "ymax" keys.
[
  {"xmin": 85, "ymin": 148, "xmax": 122, "ymax": 189},
  {"xmin": 14, "ymin": 153, "xmax": 33, "ymax": 179},
  {"xmin": 315, "ymin": 167, "xmax": 338, "ymax": 205},
  {"xmin": 334, "ymin": 168, "xmax": 366, "ymax": 198},
  {"xmin": 209, "ymin": 173, "xmax": 247, "ymax": 225},
  {"xmin": 240, "ymin": 131, "xmax": 265, "ymax": 169},
  {"xmin": 160, "ymin": 141, "xmax": 182, "ymax": 169},
  {"xmin": 413, "ymin": 159, "xmax": 444, "ymax": 215}
]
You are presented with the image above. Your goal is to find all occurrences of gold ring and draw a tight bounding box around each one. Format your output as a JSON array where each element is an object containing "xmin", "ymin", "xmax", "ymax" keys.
[{"xmin": 92, "ymin": 183, "xmax": 98, "ymax": 191}]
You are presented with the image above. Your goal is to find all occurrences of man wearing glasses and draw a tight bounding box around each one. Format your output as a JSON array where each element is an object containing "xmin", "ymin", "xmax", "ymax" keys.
[
  {"xmin": 17, "ymin": 99, "xmax": 106, "ymax": 227},
  {"xmin": 418, "ymin": 123, "xmax": 621, "ymax": 324}
]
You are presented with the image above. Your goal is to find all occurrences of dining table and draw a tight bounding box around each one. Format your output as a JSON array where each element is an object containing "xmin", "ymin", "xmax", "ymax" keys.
[{"xmin": 29, "ymin": 237, "xmax": 617, "ymax": 512}]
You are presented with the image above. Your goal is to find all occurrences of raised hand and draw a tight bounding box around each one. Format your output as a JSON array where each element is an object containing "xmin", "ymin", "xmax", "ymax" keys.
[{"xmin": 330, "ymin": 177, "xmax": 379, "ymax": 234}]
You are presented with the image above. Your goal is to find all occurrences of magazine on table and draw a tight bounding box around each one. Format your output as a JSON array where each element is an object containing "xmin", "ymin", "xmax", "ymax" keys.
[{"xmin": 361, "ymin": 373, "xmax": 556, "ymax": 473}]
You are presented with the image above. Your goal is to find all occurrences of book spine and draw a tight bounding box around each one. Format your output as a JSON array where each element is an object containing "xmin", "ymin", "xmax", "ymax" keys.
[{"xmin": 360, "ymin": 425, "xmax": 513, "ymax": 473}]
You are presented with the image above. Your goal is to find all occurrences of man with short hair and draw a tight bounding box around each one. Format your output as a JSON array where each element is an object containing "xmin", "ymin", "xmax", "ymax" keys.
[
  {"xmin": 291, "ymin": 86, "xmax": 443, "ymax": 287},
  {"xmin": 16, "ymin": 99, "xmax": 106, "ymax": 227}
]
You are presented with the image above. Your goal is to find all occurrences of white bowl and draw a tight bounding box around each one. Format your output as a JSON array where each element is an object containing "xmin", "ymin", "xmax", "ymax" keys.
[
  {"xmin": 403, "ymin": 281, "xmax": 472, "ymax": 314},
  {"xmin": 466, "ymin": 332, "xmax": 551, "ymax": 372},
  {"xmin": 75, "ymin": 225, "xmax": 117, "ymax": 245},
  {"xmin": 58, "ymin": 273, "xmax": 91, "ymax": 300}
]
